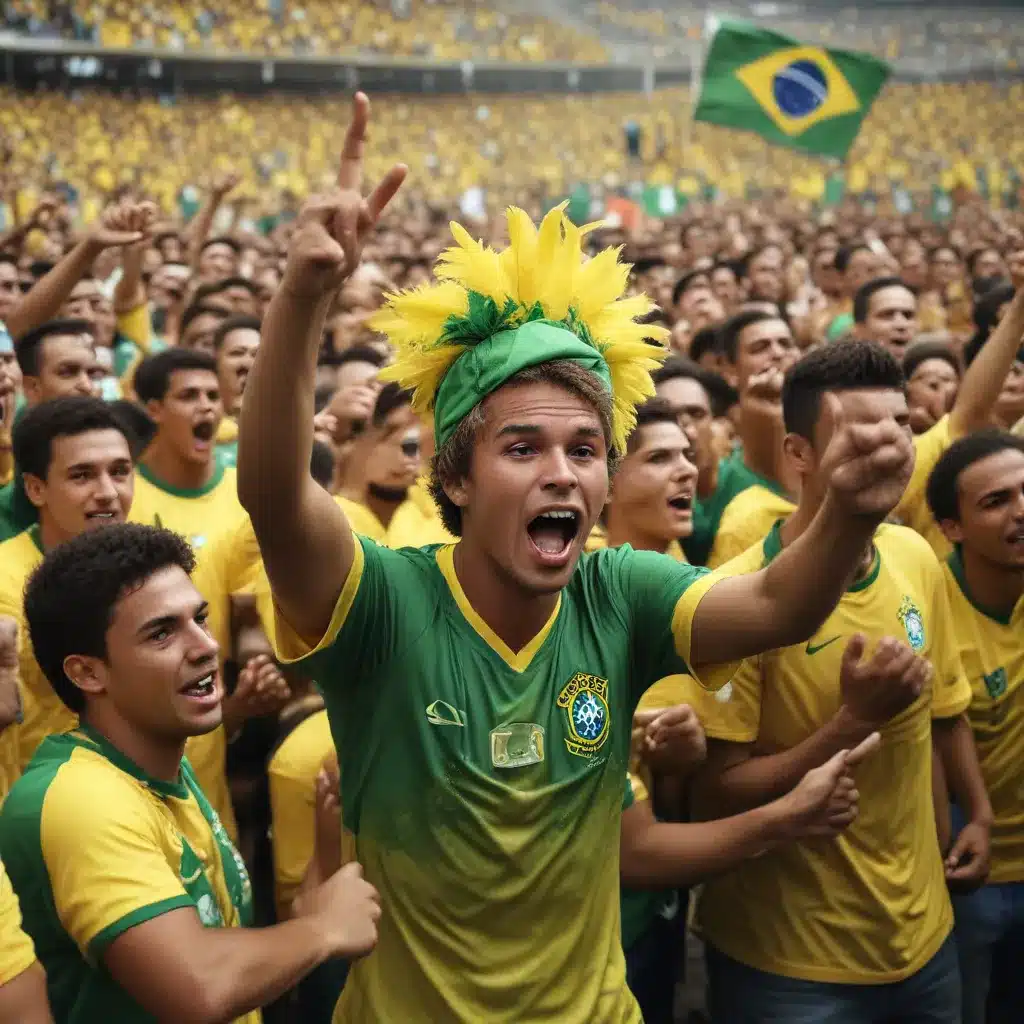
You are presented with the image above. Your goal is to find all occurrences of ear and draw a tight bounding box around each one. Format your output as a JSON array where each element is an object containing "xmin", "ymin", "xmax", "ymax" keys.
[
  {"xmin": 939, "ymin": 517, "xmax": 964, "ymax": 546},
  {"xmin": 721, "ymin": 363, "xmax": 739, "ymax": 389},
  {"xmin": 144, "ymin": 398, "xmax": 163, "ymax": 424},
  {"xmin": 62, "ymin": 654, "xmax": 107, "ymax": 701},
  {"xmin": 23, "ymin": 375, "xmax": 42, "ymax": 405},
  {"xmin": 782, "ymin": 432, "xmax": 816, "ymax": 477},
  {"xmin": 443, "ymin": 478, "xmax": 469, "ymax": 510},
  {"xmin": 22, "ymin": 472, "xmax": 46, "ymax": 510}
]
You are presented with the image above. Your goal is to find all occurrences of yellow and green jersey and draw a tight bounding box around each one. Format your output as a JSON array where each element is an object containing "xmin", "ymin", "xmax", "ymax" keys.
[
  {"xmin": 129, "ymin": 462, "xmax": 247, "ymax": 552},
  {"xmin": 0, "ymin": 528, "xmax": 76, "ymax": 779},
  {"xmin": 268, "ymin": 709, "xmax": 337, "ymax": 915},
  {"xmin": 215, "ymin": 417, "xmax": 239, "ymax": 470},
  {"xmin": 707, "ymin": 483, "xmax": 795, "ymax": 569},
  {"xmin": 691, "ymin": 522, "xmax": 971, "ymax": 984},
  {"xmin": 687, "ymin": 449, "xmax": 788, "ymax": 566},
  {"xmin": 268, "ymin": 539, "xmax": 732, "ymax": 1023},
  {"xmin": 943, "ymin": 551, "xmax": 1024, "ymax": 884},
  {"xmin": 0, "ymin": 727, "xmax": 257, "ymax": 1024},
  {"xmin": 0, "ymin": 859, "xmax": 35, "ymax": 987}
]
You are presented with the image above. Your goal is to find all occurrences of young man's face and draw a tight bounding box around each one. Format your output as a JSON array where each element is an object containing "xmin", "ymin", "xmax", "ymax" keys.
[
  {"xmin": 215, "ymin": 327, "xmax": 260, "ymax": 416},
  {"xmin": 844, "ymin": 249, "xmax": 881, "ymax": 297},
  {"xmin": 654, "ymin": 374, "xmax": 714, "ymax": 474},
  {"xmin": 450, "ymin": 380, "xmax": 609, "ymax": 595},
  {"xmin": 858, "ymin": 285, "xmax": 918, "ymax": 356},
  {"xmin": 148, "ymin": 369, "xmax": 223, "ymax": 465},
  {"xmin": 930, "ymin": 248, "xmax": 961, "ymax": 289},
  {"xmin": 906, "ymin": 358, "xmax": 959, "ymax": 434},
  {"xmin": 365, "ymin": 404, "xmax": 422, "ymax": 500},
  {"xmin": 942, "ymin": 448, "xmax": 1024, "ymax": 571},
  {"xmin": 180, "ymin": 312, "xmax": 227, "ymax": 356},
  {"xmin": 197, "ymin": 243, "xmax": 238, "ymax": 282},
  {"xmin": 732, "ymin": 317, "xmax": 798, "ymax": 393},
  {"xmin": 973, "ymin": 249, "xmax": 1005, "ymax": 282},
  {"xmin": 64, "ymin": 279, "xmax": 116, "ymax": 348},
  {"xmin": 611, "ymin": 420, "xmax": 697, "ymax": 546},
  {"xmin": 78, "ymin": 565, "xmax": 222, "ymax": 742},
  {"xmin": 0, "ymin": 261, "xmax": 20, "ymax": 321},
  {"xmin": 745, "ymin": 247, "xmax": 784, "ymax": 304},
  {"xmin": 711, "ymin": 266, "xmax": 740, "ymax": 311},
  {"xmin": 149, "ymin": 264, "xmax": 191, "ymax": 313},
  {"xmin": 24, "ymin": 429, "xmax": 134, "ymax": 540},
  {"xmin": 26, "ymin": 334, "xmax": 100, "ymax": 406},
  {"xmin": 995, "ymin": 360, "xmax": 1024, "ymax": 429}
]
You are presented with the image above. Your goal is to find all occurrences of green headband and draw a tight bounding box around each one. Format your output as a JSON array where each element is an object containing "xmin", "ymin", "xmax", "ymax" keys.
[{"xmin": 433, "ymin": 319, "xmax": 612, "ymax": 449}]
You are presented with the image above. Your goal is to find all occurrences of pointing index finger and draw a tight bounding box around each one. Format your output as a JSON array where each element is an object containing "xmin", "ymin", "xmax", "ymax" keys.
[{"xmin": 338, "ymin": 92, "xmax": 370, "ymax": 193}]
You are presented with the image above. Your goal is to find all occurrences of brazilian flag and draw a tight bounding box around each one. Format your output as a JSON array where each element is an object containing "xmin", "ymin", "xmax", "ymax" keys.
[{"xmin": 694, "ymin": 20, "xmax": 890, "ymax": 160}]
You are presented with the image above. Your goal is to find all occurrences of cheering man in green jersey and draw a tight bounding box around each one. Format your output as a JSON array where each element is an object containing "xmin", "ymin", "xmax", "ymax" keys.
[{"xmin": 238, "ymin": 94, "xmax": 915, "ymax": 1023}]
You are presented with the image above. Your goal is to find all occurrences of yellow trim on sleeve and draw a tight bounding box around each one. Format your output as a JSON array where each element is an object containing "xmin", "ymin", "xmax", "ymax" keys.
[
  {"xmin": 628, "ymin": 770, "xmax": 650, "ymax": 805},
  {"xmin": 671, "ymin": 572, "xmax": 738, "ymax": 692},
  {"xmin": 435, "ymin": 544, "xmax": 560, "ymax": 673},
  {"xmin": 270, "ymin": 536, "xmax": 366, "ymax": 665},
  {"xmin": 0, "ymin": 863, "xmax": 35, "ymax": 986}
]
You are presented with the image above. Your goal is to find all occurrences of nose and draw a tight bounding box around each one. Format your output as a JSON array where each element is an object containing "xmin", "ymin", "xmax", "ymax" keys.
[
  {"xmin": 186, "ymin": 620, "xmax": 221, "ymax": 664},
  {"xmin": 541, "ymin": 448, "xmax": 578, "ymax": 491},
  {"xmin": 91, "ymin": 471, "xmax": 119, "ymax": 504},
  {"xmin": 75, "ymin": 372, "xmax": 95, "ymax": 396}
]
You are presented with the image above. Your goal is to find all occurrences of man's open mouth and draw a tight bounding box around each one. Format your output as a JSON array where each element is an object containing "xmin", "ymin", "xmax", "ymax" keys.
[
  {"xmin": 181, "ymin": 671, "xmax": 217, "ymax": 699},
  {"xmin": 526, "ymin": 509, "xmax": 581, "ymax": 558},
  {"xmin": 193, "ymin": 421, "xmax": 215, "ymax": 442},
  {"xmin": 85, "ymin": 510, "xmax": 119, "ymax": 522},
  {"xmin": 668, "ymin": 493, "xmax": 693, "ymax": 512}
]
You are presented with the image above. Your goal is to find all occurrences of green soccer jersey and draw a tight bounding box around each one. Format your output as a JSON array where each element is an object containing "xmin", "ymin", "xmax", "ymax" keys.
[
  {"xmin": 0, "ymin": 729, "xmax": 257, "ymax": 1024},
  {"xmin": 269, "ymin": 538, "xmax": 730, "ymax": 1024}
]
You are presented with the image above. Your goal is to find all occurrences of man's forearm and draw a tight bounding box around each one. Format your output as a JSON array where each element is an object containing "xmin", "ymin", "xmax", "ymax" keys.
[
  {"xmin": 6, "ymin": 240, "xmax": 101, "ymax": 340},
  {"xmin": 623, "ymin": 799, "xmax": 794, "ymax": 888},
  {"xmin": 237, "ymin": 285, "xmax": 329, "ymax": 519},
  {"xmin": 0, "ymin": 962, "xmax": 53, "ymax": 1024},
  {"xmin": 199, "ymin": 916, "xmax": 332, "ymax": 1022},
  {"xmin": 695, "ymin": 711, "xmax": 871, "ymax": 819},
  {"xmin": 933, "ymin": 715, "xmax": 992, "ymax": 826}
]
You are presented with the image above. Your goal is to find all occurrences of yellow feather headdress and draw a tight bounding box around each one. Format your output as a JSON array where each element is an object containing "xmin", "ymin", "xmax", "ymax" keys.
[{"xmin": 371, "ymin": 204, "xmax": 668, "ymax": 452}]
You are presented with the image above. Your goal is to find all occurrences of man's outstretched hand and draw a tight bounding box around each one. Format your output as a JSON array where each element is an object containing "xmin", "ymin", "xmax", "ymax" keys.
[{"xmin": 282, "ymin": 93, "xmax": 407, "ymax": 301}]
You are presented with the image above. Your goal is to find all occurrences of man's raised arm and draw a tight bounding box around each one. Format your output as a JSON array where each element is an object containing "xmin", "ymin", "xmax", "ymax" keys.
[
  {"xmin": 237, "ymin": 94, "xmax": 406, "ymax": 643},
  {"xmin": 690, "ymin": 393, "xmax": 915, "ymax": 668}
]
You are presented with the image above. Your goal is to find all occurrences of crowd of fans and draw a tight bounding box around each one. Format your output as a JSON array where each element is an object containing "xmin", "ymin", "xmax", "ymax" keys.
[
  {"xmin": 1, "ymin": 80, "xmax": 1022, "ymax": 224},
  {"xmin": 5, "ymin": 0, "xmax": 1024, "ymax": 68},
  {"xmin": 0, "ymin": 33, "xmax": 1022, "ymax": 1022}
]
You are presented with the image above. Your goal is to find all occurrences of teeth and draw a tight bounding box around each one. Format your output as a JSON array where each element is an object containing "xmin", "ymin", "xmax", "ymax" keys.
[{"xmin": 540, "ymin": 510, "xmax": 576, "ymax": 520}]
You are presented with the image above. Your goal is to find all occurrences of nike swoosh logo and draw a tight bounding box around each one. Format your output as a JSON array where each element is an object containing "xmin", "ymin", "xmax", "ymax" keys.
[
  {"xmin": 425, "ymin": 700, "xmax": 466, "ymax": 726},
  {"xmin": 806, "ymin": 635, "xmax": 841, "ymax": 656}
]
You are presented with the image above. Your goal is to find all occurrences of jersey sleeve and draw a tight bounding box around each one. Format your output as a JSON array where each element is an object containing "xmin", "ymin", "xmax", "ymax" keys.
[
  {"xmin": 613, "ymin": 547, "xmax": 737, "ymax": 695},
  {"xmin": 894, "ymin": 416, "xmax": 955, "ymax": 535},
  {"xmin": 688, "ymin": 655, "xmax": 762, "ymax": 744},
  {"xmin": 927, "ymin": 561, "xmax": 973, "ymax": 720},
  {"xmin": 268, "ymin": 536, "xmax": 421, "ymax": 686},
  {"xmin": 0, "ymin": 860, "xmax": 35, "ymax": 986},
  {"xmin": 39, "ymin": 770, "xmax": 194, "ymax": 963}
]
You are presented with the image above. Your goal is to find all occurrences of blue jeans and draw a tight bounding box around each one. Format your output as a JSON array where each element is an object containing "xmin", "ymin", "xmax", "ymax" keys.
[
  {"xmin": 705, "ymin": 935, "xmax": 961, "ymax": 1024},
  {"xmin": 952, "ymin": 879, "xmax": 1024, "ymax": 1024},
  {"xmin": 624, "ymin": 896, "xmax": 686, "ymax": 1024}
]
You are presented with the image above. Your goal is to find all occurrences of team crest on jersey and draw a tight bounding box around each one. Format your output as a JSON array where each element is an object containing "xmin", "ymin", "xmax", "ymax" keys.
[
  {"xmin": 557, "ymin": 672, "xmax": 610, "ymax": 757},
  {"xmin": 984, "ymin": 667, "xmax": 1008, "ymax": 700},
  {"xmin": 898, "ymin": 597, "xmax": 925, "ymax": 652}
]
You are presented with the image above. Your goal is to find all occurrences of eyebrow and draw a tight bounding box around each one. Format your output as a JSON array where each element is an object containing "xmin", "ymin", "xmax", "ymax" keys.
[
  {"xmin": 136, "ymin": 601, "xmax": 208, "ymax": 638},
  {"xmin": 497, "ymin": 423, "xmax": 602, "ymax": 438}
]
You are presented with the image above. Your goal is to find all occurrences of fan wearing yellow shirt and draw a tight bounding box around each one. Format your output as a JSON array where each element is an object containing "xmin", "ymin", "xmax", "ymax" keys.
[
  {"xmin": 130, "ymin": 348, "xmax": 247, "ymax": 550},
  {"xmin": 0, "ymin": 397, "xmax": 134, "ymax": 779},
  {"xmin": 893, "ymin": 281, "xmax": 1024, "ymax": 561},
  {"xmin": 851, "ymin": 276, "xmax": 919, "ymax": 358},
  {"xmin": 211, "ymin": 315, "xmax": 261, "ymax": 469},
  {"xmin": 690, "ymin": 341, "xmax": 989, "ymax": 1024},
  {"xmin": 0, "ymin": 524, "xmax": 381, "ymax": 1024},
  {"xmin": 337, "ymin": 382, "xmax": 455, "ymax": 549},
  {"xmin": 926, "ymin": 431, "xmax": 1024, "ymax": 1024}
]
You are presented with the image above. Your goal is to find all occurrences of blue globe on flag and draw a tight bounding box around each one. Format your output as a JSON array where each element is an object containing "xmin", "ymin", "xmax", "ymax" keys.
[{"xmin": 772, "ymin": 59, "xmax": 828, "ymax": 117}]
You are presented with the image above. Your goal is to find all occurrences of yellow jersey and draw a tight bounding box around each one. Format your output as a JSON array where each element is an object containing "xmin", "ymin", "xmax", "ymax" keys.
[
  {"xmin": 384, "ymin": 482, "xmax": 456, "ymax": 549},
  {"xmin": 707, "ymin": 484, "xmax": 796, "ymax": 569},
  {"xmin": 0, "ymin": 528, "xmax": 76, "ymax": 776},
  {"xmin": 894, "ymin": 415, "xmax": 959, "ymax": 561},
  {"xmin": 130, "ymin": 462, "xmax": 247, "ymax": 552},
  {"xmin": 0, "ymin": 727, "xmax": 258, "ymax": 1023},
  {"xmin": 943, "ymin": 552, "xmax": 1024, "ymax": 884},
  {"xmin": 693, "ymin": 522, "xmax": 971, "ymax": 984},
  {"xmin": 0, "ymin": 859, "xmax": 35, "ymax": 987},
  {"xmin": 268, "ymin": 710, "xmax": 336, "ymax": 914}
]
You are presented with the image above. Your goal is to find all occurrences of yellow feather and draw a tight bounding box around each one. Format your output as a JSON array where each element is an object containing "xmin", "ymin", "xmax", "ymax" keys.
[
  {"xmin": 436, "ymin": 223, "xmax": 511, "ymax": 302},
  {"xmin": 502, "ymin": 207, "xmax": 539, "ymax": 308},
  {"xmin": 379, "ymin": 343, "xmax": 468, "ymax": 417},
  {"xmin": 367, "ymin": 281, "xmax": 468, "ymax": 345}
]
